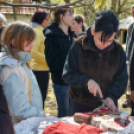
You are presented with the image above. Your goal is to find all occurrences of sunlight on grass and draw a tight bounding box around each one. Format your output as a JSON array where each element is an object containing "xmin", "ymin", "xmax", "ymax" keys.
[
  {"xmin": 122, "ymin": 44, "xmax": 126, "ymax": 51},
  {"xmin": 44, "ymin": 75, "xmax": 58, "ymax": 116}
]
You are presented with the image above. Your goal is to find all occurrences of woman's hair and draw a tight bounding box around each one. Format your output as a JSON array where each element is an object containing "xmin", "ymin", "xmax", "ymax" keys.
[
  {"xmin": 1, "ymin": 21, "xmax": 36, "ymax": 62},
  {"xmin": 31, "ymin": 11, "xmax": 50, "ymax": 24},
  {"xmin": 54, "ymin": 6, "xmax": 74, "ymax": 24},
  {"xmin": 74, "ymin": 14, "xmax": 86, "ymax": 32},
  {"xmin": 94, "ymin": 10, "xmax": 119, "ymax": 42},
  {"xmin": 0, "ymin": 13, "xmax": 6, "ymax": 24}
]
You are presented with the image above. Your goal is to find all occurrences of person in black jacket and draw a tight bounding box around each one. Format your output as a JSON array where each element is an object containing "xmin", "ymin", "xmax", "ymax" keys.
[
  {"xmin": 63, "ymin": 10, "xmax": 128, "ymax": 114},
  {"xmin": 123, "ymin": 5, "xmax": 134, "ymax": 108},
  {"xmin": 43, "ymin": 6, "xmax": 77, "ymax": 117},
  {"xmin": 126, "ymin": 5, "xmax": 134, "ymax": 62},
  {"xmin": 130, "ymin": 44, "xmax": 134, "ymax": 116},
  {"xmin": 0, "ymin": 84, "xmax": 15, "ymax": 134}
]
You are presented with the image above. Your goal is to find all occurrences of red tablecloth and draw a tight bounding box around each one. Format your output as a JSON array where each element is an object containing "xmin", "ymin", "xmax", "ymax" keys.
[{"xmin": 42, "ymin": 121, "xmax": 104, "ymax": 134}]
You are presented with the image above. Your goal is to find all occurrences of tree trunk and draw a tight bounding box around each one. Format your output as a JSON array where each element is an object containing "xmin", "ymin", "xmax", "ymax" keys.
[
  {"xmin": 64, "ymin": 0, "xmax": 70, "ymax": 4},
  {"xmin": 111, "ymin": 0, "xmax": 116, "ymax": 12},
  {"xmin": 45, "ymin": 0, "xmax": 50, "ymax": 3},
  {"xmin": 13, "ymin": 7, "xmax": 17, "ymax": 21}
]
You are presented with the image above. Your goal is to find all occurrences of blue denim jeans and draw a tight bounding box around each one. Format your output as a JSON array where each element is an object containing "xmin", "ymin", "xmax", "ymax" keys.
[{"xmin": 53, "ymin": 83, "xmax": 71, "ymax": 117}]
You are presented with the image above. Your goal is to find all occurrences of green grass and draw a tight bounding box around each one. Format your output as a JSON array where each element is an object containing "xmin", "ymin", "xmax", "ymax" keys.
[{"xmin": 44, "ymin": 77, "xmax": 57, "ymax": 116}]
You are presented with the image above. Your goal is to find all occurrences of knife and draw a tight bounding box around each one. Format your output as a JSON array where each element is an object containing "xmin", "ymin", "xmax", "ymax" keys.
[{"xmin": 96, "ymin": 92, "xmax": 114, "ymax": 112}]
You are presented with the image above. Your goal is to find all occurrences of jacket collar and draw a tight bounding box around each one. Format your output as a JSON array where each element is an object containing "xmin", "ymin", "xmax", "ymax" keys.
[
  {"xmin": 18, "ymin": 51, "xmax": 31, "ymax": 63},
  {"xmin": 43, "ymin": 22, "xmax": 76, "ymax": 38},
  {"xmin": 31, "ymin": 22, "xmax": 43, "ymax": 28},
  {"xmin": 0, "ymin": 51, "xmax": 31, "ymax": 68}
]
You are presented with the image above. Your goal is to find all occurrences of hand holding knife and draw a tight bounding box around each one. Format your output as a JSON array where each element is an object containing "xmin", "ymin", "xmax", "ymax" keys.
[{"xmin": 96, "ymin": 92, "xmax": 116, "ymax": 113}]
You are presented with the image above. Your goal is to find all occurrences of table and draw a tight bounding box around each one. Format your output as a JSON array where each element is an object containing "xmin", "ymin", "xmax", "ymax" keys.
[
  {"xmin": 14, "ymin": 116, "xmax": 76, "ymax": 134},
  {"xmin": 14, "ymin": 115, "xmax": 134, "ymax": 134}
]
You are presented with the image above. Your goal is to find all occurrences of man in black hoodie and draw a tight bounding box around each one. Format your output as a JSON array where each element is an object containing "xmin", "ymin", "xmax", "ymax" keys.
[
  {"xmin": 123, "ymin": 5, "xmax": 134, "ymax": 108},
  {"xmin": 126, "ymin": 5, "xmax": 134, "ymax": 62},
  {"xmin": 43, "ymin": 7, "xmax": 76, "ymax": 117}
]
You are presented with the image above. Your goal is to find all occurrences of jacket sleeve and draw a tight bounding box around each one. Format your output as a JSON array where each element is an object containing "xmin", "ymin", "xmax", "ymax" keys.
[
  {"xmin": 126, "ymin": 23, "xmax": 134, "ymax": 61},
  {"xmin": 62, "ymin": 43, "xmax": 90, "ymax": 88},
  {"xmin": 0, "ymin": 84, "xmax": 15, "ymax": 134},
  {"xmin": 45, "ymin": 37, "xmax": 67, "ymax": 71},
  {"xmin": 130, "ymin": 46, "xmax": 134, "ymax": 91},
  {"xmin": 2, "ymin": 72, "xmax": 45, "ymax": 119},
  {"xmin": 107, "ymin": 47, "xmax": 128, "ymax": 101},
  {"xmin": 31, "ymin": 32, "xmax": 46, "ymax": 64}
]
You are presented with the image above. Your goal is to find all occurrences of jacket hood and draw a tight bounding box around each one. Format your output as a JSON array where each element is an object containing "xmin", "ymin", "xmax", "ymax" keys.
[
  {"xmin": 0, "ymin": 51, "xmax": 31, "ymax": 71},
  {"xmin": 43, "ymin": 22, "xmax": 75, "ymax": 37}
]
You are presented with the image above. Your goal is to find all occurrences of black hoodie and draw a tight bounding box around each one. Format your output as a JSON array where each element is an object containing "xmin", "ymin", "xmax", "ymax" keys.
[{"xmin": 43, "ymin": 23, "xmax": 77, "ymax": 85}]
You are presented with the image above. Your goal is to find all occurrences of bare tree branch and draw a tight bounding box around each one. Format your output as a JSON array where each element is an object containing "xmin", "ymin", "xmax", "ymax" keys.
[
  {"xmin": 117, "ymin": 0, "xmax": 121, "ymax": 16},
  {"xmin": 118, "ymin": 0, "xmax": 120, "ymax": 6},
  {"xmin": 121, "ymin": 0, "xmax": 127, "ymax": 7},
  {"xmin": 0, "ymin": 0, "xmax": 95, "ymax": 10},
  {"xmin": 115, "ymin": 7, "xmax": 131, "ymax": 15}
]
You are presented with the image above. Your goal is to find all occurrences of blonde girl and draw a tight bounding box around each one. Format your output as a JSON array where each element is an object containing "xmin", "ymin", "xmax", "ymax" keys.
[{"xmin": 0, "ymin": 21, "xmax": 45, "ymax": 124}]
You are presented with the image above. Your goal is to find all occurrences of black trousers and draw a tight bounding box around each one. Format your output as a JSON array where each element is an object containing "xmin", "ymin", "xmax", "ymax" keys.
[
  {"xmin": 70, "ymin": 100, "xmax": 96, "ymax": 115},
  {"xmin": 33, "ymin": 71, "xmax": 49, "ymax": 108},
  {"xmin": 131, "ymin": 101, "xmax": 134, "ymax": 116}
]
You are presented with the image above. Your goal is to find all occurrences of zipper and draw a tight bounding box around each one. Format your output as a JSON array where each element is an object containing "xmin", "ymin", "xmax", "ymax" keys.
[
  {"xmin": 98, "ymin": 53, "xmax": 102, "ymax": 83},
  {"xmin": 21, "ymin": 65, "xmax": 32, "ymax": 105}
]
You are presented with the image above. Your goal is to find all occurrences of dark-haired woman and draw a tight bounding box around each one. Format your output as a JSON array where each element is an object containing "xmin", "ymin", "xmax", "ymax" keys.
[
  {"xmin": 31, "ymin": 11, "xmax": 51, "ymax": 108},
  {"xmin": 71, "ymin": 14, "xmax": 87, "ymax": 37},
  {"xmin": 43, "ymin": 7, "xmax": 77, "ymax": 117},
  {"xmin": 63, "ymin": 10, "xmax": 128, "ymax": 114}
]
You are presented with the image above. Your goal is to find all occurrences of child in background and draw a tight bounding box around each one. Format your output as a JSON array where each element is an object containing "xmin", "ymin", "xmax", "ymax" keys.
[
  {"xmin": 0, "ymin": 21, "xmax": 45, "ymax": 124},
  {"xmin": 71, "ymin": 14, "xmax": 87, "ymax": 37}
]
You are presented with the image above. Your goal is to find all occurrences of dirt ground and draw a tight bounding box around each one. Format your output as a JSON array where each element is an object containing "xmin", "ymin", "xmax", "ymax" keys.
[{"xmin": 44, "ymin": 78, "xmax": 131, "ymax": 116}]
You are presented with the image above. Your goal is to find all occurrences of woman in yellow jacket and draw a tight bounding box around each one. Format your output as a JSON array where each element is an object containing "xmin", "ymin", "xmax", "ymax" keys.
[{"xmin": 31, "ymin": 11, "xmax": 51, "ymax": 108}]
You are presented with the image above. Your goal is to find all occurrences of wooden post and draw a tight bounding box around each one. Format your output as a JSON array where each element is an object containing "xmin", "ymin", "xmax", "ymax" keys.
[
  {"xmin": 13, "ymin": 7, "xmax": 17, "ymax": 21},
  {"xmin": 120, "ymin": 30, "xmax": 124, "ymax": 44}
]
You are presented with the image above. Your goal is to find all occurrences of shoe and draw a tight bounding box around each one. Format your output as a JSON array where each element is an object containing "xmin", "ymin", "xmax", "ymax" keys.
[{"xmin": 122, "ymin": 101, "xmax": 131, "ymax": 108}]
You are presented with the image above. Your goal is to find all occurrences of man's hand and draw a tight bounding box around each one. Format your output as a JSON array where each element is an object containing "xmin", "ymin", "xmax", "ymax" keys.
[
  {"xmin": 101, "ymin": 97, "xmax": 118, "ymax": 113},
  {"xmin": 87, "ymin": 79, "xmax": 103, "ymax": 98},
  {"xmin": 130, "ymin": 91, "xmax": 134, "ymax": 102},
  {"xmin": 126, "ymin": 61, "xmax": 129, "ymax": 66}
]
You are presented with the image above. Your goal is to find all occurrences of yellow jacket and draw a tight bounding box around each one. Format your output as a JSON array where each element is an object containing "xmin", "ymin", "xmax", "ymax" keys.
[{"xmin": 31, "ymin": 26, "xmax": 49, "ymax": 71}]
